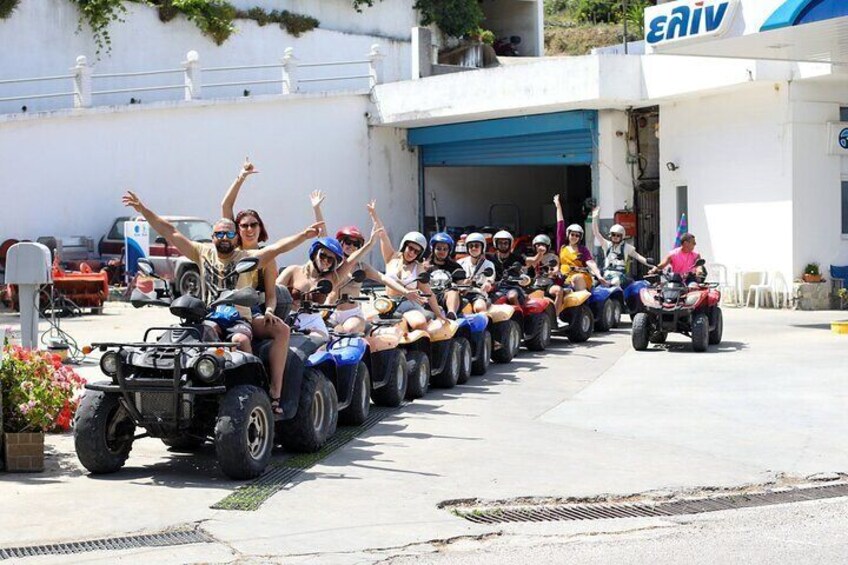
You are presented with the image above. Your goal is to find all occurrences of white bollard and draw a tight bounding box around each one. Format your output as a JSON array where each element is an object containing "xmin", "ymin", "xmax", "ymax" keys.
[
  {"xmin": 282, "ymin": 48, "xmax": 299, "ymax": 94},
  {"xmin": 72, "ymin": 56, "xmax": 92, "ymax": 108},
  {"xmin": 368, "ymin": 44, "xmax": 383, "ymax": 89},
  {"xmin": 183, "ymin": 50, "xmax": 202, "ymax": 100}
]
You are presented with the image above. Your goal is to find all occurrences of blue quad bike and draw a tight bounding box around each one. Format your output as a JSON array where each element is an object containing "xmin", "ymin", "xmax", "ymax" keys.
[{"xmin": 588, "ymin": 284, "xmax": 625, "ymax": 332}]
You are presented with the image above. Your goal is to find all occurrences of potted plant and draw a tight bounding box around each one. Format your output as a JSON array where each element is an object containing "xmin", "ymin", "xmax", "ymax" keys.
[
  {"xmin": 803, "ymin": 263, "xmax": 823, "ymax": 283},
  {"xmin": 0, "ymin": 345, "xmax": 86, "ymax": 472}
]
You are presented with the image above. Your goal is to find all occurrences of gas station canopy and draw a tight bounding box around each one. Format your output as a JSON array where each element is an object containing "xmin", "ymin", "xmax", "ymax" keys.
[{"xmin": 645, "ymin": 0, "xmax": 848, "ymax": 64}]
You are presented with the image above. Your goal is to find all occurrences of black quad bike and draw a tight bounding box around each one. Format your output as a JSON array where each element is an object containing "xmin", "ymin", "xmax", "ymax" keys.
[{"xmin": 74, "ymin": 258, "xmax": 337, "ymax": 480}]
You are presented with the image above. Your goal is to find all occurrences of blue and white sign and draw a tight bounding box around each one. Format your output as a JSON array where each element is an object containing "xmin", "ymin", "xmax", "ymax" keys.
[
  {"xmin": 124, "ymin": 220, "xmax": 150, "ymax": 277},
  {"xmin": 645, "ymin": 0, "xmax": 740, "ymax": 46},
  {"xmin": 828, "ymin": 123, "xmax": 848, "ymax": 155}
]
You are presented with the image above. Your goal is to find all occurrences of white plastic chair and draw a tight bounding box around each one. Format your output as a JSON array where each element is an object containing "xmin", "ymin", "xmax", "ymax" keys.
[
  {"xmin": 770, "ymin": 271, "xmax": 791, "ymax": 309},
  {"xmin": 737, "ymin": 271, "xmax": 768, "ymax": 308},
  {"xmin": 706, "ymin": 263, "xmax": 734, "ymax": 304}
]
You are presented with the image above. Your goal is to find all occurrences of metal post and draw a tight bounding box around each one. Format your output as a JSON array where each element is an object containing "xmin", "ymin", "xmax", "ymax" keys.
[
  {"xmin": 282, "ymin": 48, "xmax": 298, "ymax": 94},
  {"xmin": 183, "ymin": 50, "xmax": 202, "ymax": 100},
  {"xmin": 72, "ymin": 56, "xmax": 92, "ymax": 108},
  {"xmin": 368, "ymin": 44, "xmax": 383, "ymax": 89},
  {"xmin": 623, "ymin": 0, "xmax": 629, "ymax": 54}
]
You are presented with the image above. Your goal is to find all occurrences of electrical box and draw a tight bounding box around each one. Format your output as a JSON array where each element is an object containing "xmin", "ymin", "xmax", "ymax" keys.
[{"xmin": 5, "ymin": 242, "xmax": 52, "ymax": 285}]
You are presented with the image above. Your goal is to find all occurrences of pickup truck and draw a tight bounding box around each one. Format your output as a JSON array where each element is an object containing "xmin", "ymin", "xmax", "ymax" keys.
[{"xmin": 99, "ymin": 216, "xmax": 212, "ymax": 297}]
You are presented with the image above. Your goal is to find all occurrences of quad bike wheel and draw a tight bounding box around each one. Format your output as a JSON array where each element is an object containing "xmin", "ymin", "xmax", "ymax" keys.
[
  {"xmin": 525, "ymin": 314, "xmax": 552, "ymax": 351},
  {"xmin": 611, "ymin": 300, "xmax": 623, "ymax": 329},
  {"xmin": 176, "ymin": 267, "xmax": 201, "ymax": 298},
  {"xmin": 278, "ymin": 368, "xmax": 338, "ymax": 453},
  {"xmin": 492, "ymin": 319, "xmax": 521, "ymax": 363},
  {"xmin": 567, "ymin": 305, "xmax": 594, "ymax": 343},
  {"xmin": 691, "ymin": 312, "xmax": 709, "ymax": 352},
  {"xmin": 404, "ymin": 350, "xmax": 430, "ymax": 400},
  {"xmin": 709, "ymin": 307, "xmax": 724, "ymax": 345},
  {"xmin": 339, "ymin": 362, "xmax": 371, "ymax": 425},
  {"xmin": 215, "ymin": 384, "xmax": 275, "ymax": 480},
  {"xmin": 74, "ymin": 391, "xmax": 136, "ymax": 474},
  {"xmin": 631, "ymin": 312, "xmax": 650, "ymax": 351},
  {"xmin": 371, "ymin": 349, "xmax": 408, "ymax": 407},
  {"xmin": 455, "ymin": 337, "xmax": 473, "ymax": 385},
  {"xmin": 431, "ymin": 340, "xmax": 461, "ymax": 389},
  {"xmin": 471, "ymin": 331, "xmax": 492, "ymax": 376},
  {"xmin": 594, "ymin": 300, "xmax": 616, "ymax": 333}
]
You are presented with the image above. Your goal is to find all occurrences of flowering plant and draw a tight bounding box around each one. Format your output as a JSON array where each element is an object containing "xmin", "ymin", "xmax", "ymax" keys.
[{"xmin": 0, "ymin": 345, "xmax": 87, "ymax": 433}]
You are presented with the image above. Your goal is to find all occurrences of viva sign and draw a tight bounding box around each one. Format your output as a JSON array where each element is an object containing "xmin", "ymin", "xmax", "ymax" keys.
[{"xmin": 646, "ymin": 0, "xmax": 739, "ymax": 46}]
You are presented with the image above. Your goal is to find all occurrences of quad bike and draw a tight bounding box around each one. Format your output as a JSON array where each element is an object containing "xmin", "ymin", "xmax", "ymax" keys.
[
  {"xmin": 631, "ymin": 259, "xmax": 723, "ymax": 352},
  {"xmin": 371, "ymin": 272, "xmax": 463, "ymax": 398},
  {"xmin": 526, "ymin": 264, "xmax": 594, "ymax": 343},
  {"xmin": 492, "ymin": 265, "xmax": 554, "ymax": 354},
  {"xmin": 568, "ymin": 267, "xmax": 624, "ymax": 333},
  {"xmin": 74, "ymin": 257, "xmax": 336, "ymax": 481}
]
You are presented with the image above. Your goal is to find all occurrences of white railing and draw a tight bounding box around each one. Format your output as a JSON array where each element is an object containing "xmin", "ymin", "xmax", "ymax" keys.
[{"xmin": 0, "ymin": 46, "xmax": 383, "ymax": 114}]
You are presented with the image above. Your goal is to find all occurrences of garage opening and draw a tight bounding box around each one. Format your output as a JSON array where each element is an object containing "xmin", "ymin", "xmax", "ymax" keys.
[{"xmin": 409, "ymin": 110, "xmax": 597, "ymax": 254}]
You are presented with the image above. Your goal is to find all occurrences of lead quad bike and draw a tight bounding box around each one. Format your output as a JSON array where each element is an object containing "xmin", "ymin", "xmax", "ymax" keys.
[
  {"xmin": 74, "ymin": 258, "xmax": 336, "ymax": 480},
  {"xmin": 371, "ymin": 272, "xmax": 463, "ymax": 398},
  {"xmin": 525, "ymin": 265, "xmax": 594, "ymax": 344},
  {"xmin": 631, "ymin": 259, "xmax": 723, "ymax": 352}
]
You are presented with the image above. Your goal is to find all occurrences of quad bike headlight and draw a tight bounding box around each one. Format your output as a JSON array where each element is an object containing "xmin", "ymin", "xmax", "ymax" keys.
[
  {"xmin": 684, "ymin": 291, "xmax": 703, "ymax": 307},
  {"xmin": 194, "ymin": 354, "xmax": 222, "ymax": 383},
  {"xmin": 100, "ymin": 351, "xmax": 121, "ymax": 377},
  {"xmin": 374, "ymin": 297, "xmax": 394, "ymax": 315}
]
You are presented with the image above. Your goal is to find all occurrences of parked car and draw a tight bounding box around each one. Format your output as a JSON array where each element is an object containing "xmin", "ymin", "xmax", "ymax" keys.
[{"xmin": 99, "ymin": 216, "xmax": 212, "ymax": 297}]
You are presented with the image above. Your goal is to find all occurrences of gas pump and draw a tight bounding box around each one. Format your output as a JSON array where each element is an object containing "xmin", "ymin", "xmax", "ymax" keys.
[{"xmin": 4, "ymin": 242, "xmax": 52, "ymax": 349}]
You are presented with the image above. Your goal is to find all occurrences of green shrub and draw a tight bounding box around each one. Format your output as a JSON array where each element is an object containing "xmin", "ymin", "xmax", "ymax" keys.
[{"xmin": 0, "ymin": 0, "xmax": 20, "ymax": 19}]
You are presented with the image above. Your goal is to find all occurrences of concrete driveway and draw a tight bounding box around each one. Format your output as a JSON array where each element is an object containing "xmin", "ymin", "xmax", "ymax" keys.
[{"xmin": 1, "ymin": 305, "xmax": 846, "ymax": 563}]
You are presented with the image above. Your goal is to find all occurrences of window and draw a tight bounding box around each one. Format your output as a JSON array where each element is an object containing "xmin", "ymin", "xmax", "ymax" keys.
[
  {"xmin": 676, "ymin": 185, "xmax": 688, "ymax": 225},
  {"xmin": 841, "ymin": 107, "xmax": 848, "ymax": 122},
  {"xmin": 842, "ymin": 180, "xmax": 848, "ymax": 236}
]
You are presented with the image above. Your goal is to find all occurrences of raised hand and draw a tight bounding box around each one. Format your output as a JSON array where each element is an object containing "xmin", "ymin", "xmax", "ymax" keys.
[
  {"xmin": 366, "ymin": 199, "xmax": 378, "ymax": 218},
  {"xmin": 553, "ymin": 194, "xmax": 561, "ymax": 208},
  {"xmin": 122, "ymin": 190, "xmax": 145, "ymax": 213},
  {"xmin": 303, "ymin": 221, "xmax": 325, "ymax": 239},
  {"xmin": 310, "ymin": 190, "xmax": 325, "ymax": 209},
  {"xmin": 239, "ymin": 157, "xmax": 259, "ymax": 180},
  {"xmin": 592, "ymin": 206, "xmax": 600, "ymax": 219}
]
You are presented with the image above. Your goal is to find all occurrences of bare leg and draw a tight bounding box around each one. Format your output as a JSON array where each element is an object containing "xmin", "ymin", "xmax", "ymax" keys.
[
  {"xmin": 550, "ymin": 285, "xmax": 564, "ymax": 312},
  {"xmin": 252, "ymin": 317, "xmax": 291, "ymax": 404},
  {"xmin": 473, "ymin": 298, "xmax": 488, "ymax": 313},
  {"xmin": 404, "ymin": 311, "xmax": 429, "ymax": 331},
  {"xmin": 339, "ymin": 315, "xmax": 367, "ymax": 334},
  {"xmin": 232, "ymin": 332, "xmax": 252, "ymax": 354},
  {"xmin": 445, "ymin": 290, "xmax": 461, "ymax": 318}
]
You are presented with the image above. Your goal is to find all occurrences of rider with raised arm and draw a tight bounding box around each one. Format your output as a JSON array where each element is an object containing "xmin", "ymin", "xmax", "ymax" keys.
[
  {"xmin": 650, "ymin": 233, "xmax": 706, "ymax": 284},
  {"xmin": 368, "ymin": 202, "xmax": 446, "ymax": 331},
  {"xmin": 590, "ymin": 206, "xmax": 651, "ymax": 287},
  {"xmin": 458, "ymin": 233, "xmax": 497, "ymax": 314},
  {"xmin": 553, "ymin": 194, "xmax": 606, "ymax": 291},
  {"xmin": 308, "ymin": 191, "xmax": 423, "ymax": 333},
  {"xmin": 122, "ymin": 190, "xmax": 321, "ymax": 418}
]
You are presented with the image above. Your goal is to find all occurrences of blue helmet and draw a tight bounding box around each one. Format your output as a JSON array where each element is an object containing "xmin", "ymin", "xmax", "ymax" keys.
[
  {"xmin": 429, "ymin": 232, "xmax": 455, "ymax": 254},
  {"xmin": 309, "ymin": 237, "xmax": 344, "ymax": 273}
]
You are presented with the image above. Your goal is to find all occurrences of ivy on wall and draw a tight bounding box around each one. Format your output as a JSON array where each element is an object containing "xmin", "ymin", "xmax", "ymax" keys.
[
  {"xmin": 0, "ymin": 0, "xmax": 20, "ymax": 19},
  {"xmin": 354, "ymin": 0, "xmax": 489, "ymax": 41}
]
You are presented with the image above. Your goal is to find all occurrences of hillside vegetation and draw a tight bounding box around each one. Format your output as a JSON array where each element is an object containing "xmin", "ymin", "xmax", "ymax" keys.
[{"xmin": 543, "ymin": 0, "xmax": 657, "ymax": 56}]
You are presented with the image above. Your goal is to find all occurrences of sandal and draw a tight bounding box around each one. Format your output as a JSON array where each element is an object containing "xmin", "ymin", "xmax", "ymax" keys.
[{"xmin": 270, "ymin": 397, "xmax": 284, "ymax": 420}]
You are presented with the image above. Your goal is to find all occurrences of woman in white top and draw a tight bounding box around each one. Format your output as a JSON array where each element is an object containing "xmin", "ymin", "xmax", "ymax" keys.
[
  {"xmin": 590, "ymin": 207, "xmax": 651, "ymax": 287},
  {"xmin": 457, "ymin": 232, "xmax": 496, "ymax": 313}
]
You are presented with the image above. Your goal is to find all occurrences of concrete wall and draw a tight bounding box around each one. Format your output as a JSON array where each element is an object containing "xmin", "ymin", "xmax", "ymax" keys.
[
  {"xmin": 0, "ymin": 95, "xmax": 418, "ymax": 270},
  {"xmin": 790, "ymin": 81, "xmax": 848, "ymax": 273},
  {"xmin": 0, "ymin": 0, "xmax": 411, "ymax": 114},
  {"xmin": 423, "ymin": 166, "xmax": 566, "ymax": 234},
  {"xmin": 658, "ymin": 83, "xmax": 795, "ymax": 282},
  {"xmin": 482, "ymin": 0, "xmax": 542, "ymax": 57},
  {"xmin": 597, "ymin": 110, "xmax": 633, "ymax": 217}
]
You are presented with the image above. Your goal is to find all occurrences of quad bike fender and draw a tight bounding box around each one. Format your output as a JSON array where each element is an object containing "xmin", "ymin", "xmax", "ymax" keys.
[
  {"xmin": 624, "ymin": 280, "xmax": 649, "ymax": 302},
  {"xmin": 428, "ymin": 319, "xmax": 458, "ymax": 342},
  {"xmin": 369, "ymin": 348, "xmax": 402, "ymax": 389},
  {"xmin": 327, "ymin": 336, "xmax": 368, "ymax": 367},
  {"xmin": 528, "ymin": 290, "xmax": 545, "ymax": 300},
  {"xmin": 463, "ymin": 312, "xmax": 489, "ymax": 333},
  {"xmin": 524, "ymin": 297, "xmax": 552, "ymax": 315},
  {"xmin": 486, "ymin": 305, "xmax": 513, "ymax": 324},
  {"xmin": 400, "ymin": 329, "xmax": 430, "ymax": 346},
  {"xmin": 563, "ymin": 290, "xmax": 591, "ymax": 308},
  {"xmin": 366, "ymin": 331, "xmax": 400, "ymax": 353}
]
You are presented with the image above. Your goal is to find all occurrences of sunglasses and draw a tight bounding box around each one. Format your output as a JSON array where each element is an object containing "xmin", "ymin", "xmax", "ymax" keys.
[
  {"xmin": 341, "ymin": 238, "xmax": 363, "ymax": 248},
  {"xmin": 214, "ymin": 231, "xmax": 237, "ymax": 240},
  {"xmin": 610, "ymin": 233, "xmax": 623, "ymax": 238},
  {"xmin": 239, "ymin": 222, "xmax": 260, "ymax": 230},
  {"xmin": 317, "ymin": 251, "xmax": 337, "ymax": 263},
  {"xmin": 467, "ymin": 242, "xmax": 484, "ymax": 249},
  {"xmin": 569, "ymin": 232, "xmax": 581, "ymax": 238}
]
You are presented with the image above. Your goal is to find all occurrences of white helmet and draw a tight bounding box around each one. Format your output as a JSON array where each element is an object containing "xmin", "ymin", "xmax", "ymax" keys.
[
  {"xmin": 566, "ymin": 224, "xmax": 584, "ymax": 240},
  {"xmin": 400, "ymin": 231, "xmax": 427, "ymax": 258},
  {"xmin": 532, "ymin": 234, "xmax": 551, "ymax": 248},
  {"xmin": 465, "ymin": 232, "xmax": 486, "ymax": 254},
  {"xmin": 609, "ymin": 224, "xmax": 626, "ymax": 237},
  {"xmin": 493, "ymin": 230, "xmax": 514, "ymax": 246}
]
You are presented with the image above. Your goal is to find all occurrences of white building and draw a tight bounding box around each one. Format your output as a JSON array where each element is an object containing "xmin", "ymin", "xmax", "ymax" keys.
[{"xmin": 1, "ymin": 0, "xmax": 846, "ymax": 287}]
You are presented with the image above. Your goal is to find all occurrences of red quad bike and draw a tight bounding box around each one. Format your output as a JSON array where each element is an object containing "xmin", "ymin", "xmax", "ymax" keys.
[
  {"xmin": 631, "ymin": 260, "xmax": 723, "ymax": 352},
  {"xmin": 492, "ymin": 265, "xmax": 556, "ymax": 352}
]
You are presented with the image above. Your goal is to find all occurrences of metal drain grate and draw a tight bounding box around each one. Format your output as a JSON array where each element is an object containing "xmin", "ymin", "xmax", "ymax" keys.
[
  {"xmin": 0, "ymin": 528, "xmax": 214, "ymax": 561},
  {"xmin": 212, "ymin": 405, "xmax": 396, "ymax": 511},
  {"xmin": 453, "ymin": 483, "xmax": 848, "ymax": 525}
]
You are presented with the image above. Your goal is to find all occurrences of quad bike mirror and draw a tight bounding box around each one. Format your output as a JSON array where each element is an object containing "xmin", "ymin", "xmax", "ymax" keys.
[
  {"xmin": 646, "ymin": 258, "xmax": 656, "ymax": 266},
  {"xmin": 234, "ymin": 256, "xmax": 260, "ymax": 274},
  {"xmin": 351, "ymin": 269, "xmax": 367, "ymax": 283},
  {"xmin": 546, "ymin": 258, "xmax": 559, "ymax": 268},
  {"xmin": 416, "ymin": 272, "xmax": 431, "ymax": 284},
  {"xmin": 315, "ymin": 279, "xmax": 333, "ymax": 295},
  {"xmin": 482, "ymin": 267, "xmax": 495, "ymax": 277},
  {"xmin": 506, "ymin": 264, "xmax": 522, "ymax": 276},
  {"xmin": 129, "ymin": 287, "xmax": 170, "ymax": 308},
  {"xmin": 451, "ymin": 269, "xmax": 467, "ymax": 282},
  {"xmin": 695, "ymin": 258, "xmax": 706, "ymax": 267},
  {"xmin": 136, "ymin": 258, "xmax": 154, "ymax": 276},
  {"xmin": 518, "ymin": 274, "xmax": 532, "ymax": 287}
]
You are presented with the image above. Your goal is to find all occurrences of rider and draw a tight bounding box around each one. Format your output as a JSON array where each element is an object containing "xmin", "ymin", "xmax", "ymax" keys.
[
  {"xmin": 423, "ymin": 232, "xmax": 463, "ymax": 320},
  {"xmin": 525, "ymin": 234, "xmax": 566, "ymax": 312},
  {"xmin": 488, "ymin": 230, "xmax": 525, "ymax": 279},
  {"xmin": 123, "ymin": 191, "xmax": 321, "ymax": 418},
  {"xmin": 553, "ymin": 194, "xmax": 606, "ymax": 291},
  {"xmin": 458, "ymin": 233, "xmax": 497, "ymax": 314},
  {"xmin": 650, "ymin": 233, "xmax": 705, "ymax": 284},
  {"xmin": 308, "ymin": 190, "xmax": 423, "ymax": 333},
  {"xmin": 369, "ymin": 203, "xmax": 446, "ymax": 331},
  {"xmin": 590, "ymin": 207, "xmax": 651, "ymax": 287},
  {"xmin": 220, "ymin": 157, "xmax": 291, "ymax": 419}
]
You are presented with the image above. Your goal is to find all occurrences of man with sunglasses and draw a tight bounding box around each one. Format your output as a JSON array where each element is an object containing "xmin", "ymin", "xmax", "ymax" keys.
[
  {"xmin": 591, "ymin": 207, "xmax": 651, "ymax": 287},
  {"xmin": 122, "ymin": 190, "xmax": 322, "ymax": 354},
  {"xmin": 650, "ymin": 232, "xmax": 705, "ymax": 284}
]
